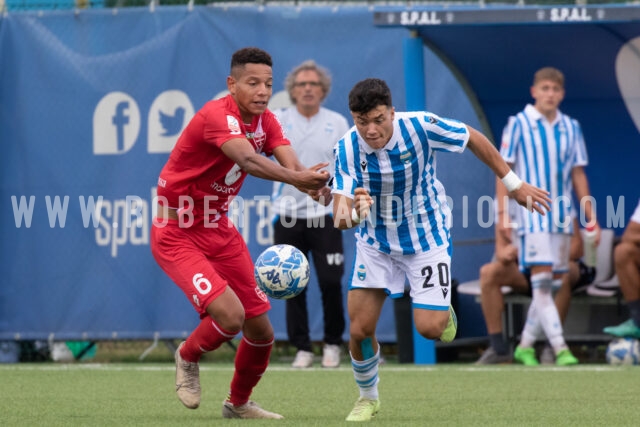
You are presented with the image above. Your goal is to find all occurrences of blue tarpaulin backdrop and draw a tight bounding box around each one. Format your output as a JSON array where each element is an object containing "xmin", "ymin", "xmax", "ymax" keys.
[{"xmin": 1, "ymin": 5, "xmax": 638, "ymax": 342}]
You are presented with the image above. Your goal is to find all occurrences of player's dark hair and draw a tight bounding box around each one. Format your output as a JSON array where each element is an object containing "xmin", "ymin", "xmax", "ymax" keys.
[
  {"xmin": 348, "ymin": 78, "xmax": 392, "ymax": 114},
  {"xmin": 230, "ymin": 47, "xmax": 273, "ymax": 75}
]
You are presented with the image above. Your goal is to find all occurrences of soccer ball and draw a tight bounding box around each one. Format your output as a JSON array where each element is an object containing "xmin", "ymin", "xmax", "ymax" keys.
[
  {"xmin": 605, "ymin": 338, "xmax": 640, "ymax": 365},
  {"xmin": 254, "ymin": 244, "xmax": 310, "ymax": 300}
]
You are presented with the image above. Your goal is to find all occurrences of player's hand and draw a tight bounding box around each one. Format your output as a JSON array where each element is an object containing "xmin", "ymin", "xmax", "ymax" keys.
[
  {"xmin": 353, "ymin": 187, "xmax": 373, "ymax": 220},
  {"xmin": 295, "ymin": 163, "xmax": 330, "ymax": 191},
  {"xmin": 496, "ymin": 243, "xmax": 518, "ymax": 264},
  {"xmin": 309, "ymin": 186, "xmax": 333, "ymax": 206},
  {"xmin": 510, "ymin": 182, "xmax": 551, "ymax": 215}
]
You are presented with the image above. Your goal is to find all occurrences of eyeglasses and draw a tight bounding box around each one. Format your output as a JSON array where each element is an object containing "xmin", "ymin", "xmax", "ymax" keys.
[{"xmin": 294, "ymin": 81, "xmax": 322, "ymax": 88}]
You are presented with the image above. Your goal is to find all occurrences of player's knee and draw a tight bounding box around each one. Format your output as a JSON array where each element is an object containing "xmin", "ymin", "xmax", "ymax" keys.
[
  {"xmin": 614, "ymin": 242, "xmax": 638, "ymax": 268},
  {"xmin": 479, "ymin": 263, "xmax": 500, "ymax": 289},
  {"xmin": 414, "ymin": 317, "xmax": 447, "ymax": 340},
  {"xmin": 216, "ymin": 310, "xmax": 245, "ymax": 334},
  {"xmin": 349, "ymin": 322, "xmax": 375, "ymax": 342}
]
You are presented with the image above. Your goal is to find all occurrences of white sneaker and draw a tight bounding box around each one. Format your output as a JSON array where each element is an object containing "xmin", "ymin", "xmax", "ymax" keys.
[
  {"xmin": 321, "ymin": 344, "xmax": 341, "ymax": 368},
  {"xmin": 291, "ymin": 350, "xmax": 314, "ymax": 368}
]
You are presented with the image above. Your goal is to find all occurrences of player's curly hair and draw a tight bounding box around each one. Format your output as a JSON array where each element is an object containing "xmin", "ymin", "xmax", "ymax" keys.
[
  {"xmin": 348, "ymin": 78, "xmax": 392, "ymax": 114},
  {"xmin": 230, "ymin": 47, "xmax": 272, "ymax": 75}
]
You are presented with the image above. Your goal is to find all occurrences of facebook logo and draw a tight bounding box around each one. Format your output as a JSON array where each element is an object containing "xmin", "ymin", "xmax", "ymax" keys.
[
  {"xmin": 113, "ymin": 101, "xmax": 131, "ymax": 151},
  {"xmin": 93, "ymin": 92, "xmax": 140, "ymax": 155}
]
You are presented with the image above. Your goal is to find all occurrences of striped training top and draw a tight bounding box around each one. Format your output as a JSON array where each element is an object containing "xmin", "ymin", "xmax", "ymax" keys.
[{"xmin": 500, "ymin": 104, "xmax": 588, "ymax": 235}]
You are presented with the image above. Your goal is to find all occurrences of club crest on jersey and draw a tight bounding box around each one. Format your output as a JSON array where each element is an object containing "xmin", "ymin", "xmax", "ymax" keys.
[
  {"xmin": 255, "ymin": 286, "xmax": 268, "ymax": 302},
  {"xmin": 357, "ymin": 264, "xmax": 366, "ymax": 281},
  {"xmin": 400, "ymin": 151, "xmax": 412, "ymax": 164},
  {"xmin": 227, "ymin": 115, "xmax": 242, "ymax": 135},
  {"xmin": 360, "ymin": 161, "xmax": 367, "ymax": 171}
]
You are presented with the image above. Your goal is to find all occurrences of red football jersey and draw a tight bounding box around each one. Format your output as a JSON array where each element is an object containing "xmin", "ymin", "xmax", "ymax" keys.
[{"xmin": 157, "ymin": 94, "xmax": 289, "ymax": 217}]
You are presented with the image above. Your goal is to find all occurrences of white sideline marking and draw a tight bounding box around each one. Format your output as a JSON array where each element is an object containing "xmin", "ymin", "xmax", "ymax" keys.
[{"xmin": 0, "ymin": 364, "xmax": 625, "ymax": 372}]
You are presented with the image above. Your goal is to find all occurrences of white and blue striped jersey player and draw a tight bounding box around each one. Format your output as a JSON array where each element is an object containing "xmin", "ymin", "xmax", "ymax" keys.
[
  {"xmin": 501, "ymin": 104, "xmax": 588, "ymax": 236},
  {"xmin": 333, "ymin": 111, "xmax": 470, "ymax": 256},
  {"xmin": 332, "ymin": 111, "xmax": 469, "ymax": 310}
]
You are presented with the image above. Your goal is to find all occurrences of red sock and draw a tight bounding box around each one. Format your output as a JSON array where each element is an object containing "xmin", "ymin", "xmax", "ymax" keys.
[
  {"xmin": 228, "ymin": 336, "xmax": 273, "ymax": 406},
  {"xmin": 181, "ymin": 318, "xmax": 237, "ymax": 363}
]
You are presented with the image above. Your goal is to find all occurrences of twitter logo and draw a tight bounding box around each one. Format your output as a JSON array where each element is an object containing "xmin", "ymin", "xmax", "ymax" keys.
[
  {"xmin": 148, "ymin": 90, "xmax": 195, "ymax": 153},
  {"xmin": 159, "ymin": 107, "xmax": 185, "ymax": 136}
]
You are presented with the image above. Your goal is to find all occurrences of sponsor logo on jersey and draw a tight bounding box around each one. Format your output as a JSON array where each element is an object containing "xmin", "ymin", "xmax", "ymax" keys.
[
  {"xmin": 210, "ymin": 181, "xmax": 239, "ymax": 194},
  {"xmin": 324, "ymin": 122, "xmax": 334, "ymax": 134},
  {"xmin": 227, "ymin": 115, "xmax": 242, "ymax": 135},
  {"xmin": 224, "ymin": 164, "xmax": 243, "ymax": 186}
]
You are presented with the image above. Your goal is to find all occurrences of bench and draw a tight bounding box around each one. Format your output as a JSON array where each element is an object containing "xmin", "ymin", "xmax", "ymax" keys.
[{"xmin": 457, "ymin": 229, "xmax": 626, "ymax": 347}]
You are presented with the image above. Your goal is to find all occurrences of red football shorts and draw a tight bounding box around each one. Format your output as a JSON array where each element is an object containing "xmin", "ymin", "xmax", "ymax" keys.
[{"xmin": 151, "ymin": 215, "xmax": 270, "ymax": 319}]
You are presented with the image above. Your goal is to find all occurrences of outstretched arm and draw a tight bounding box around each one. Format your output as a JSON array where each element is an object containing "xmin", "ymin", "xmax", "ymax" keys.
[
  {"xmin": 272, "ymin": 144, "xmax": 333, "ymax": 205},
  {"xmin": 221, "ymin": 138, "xmax": 329, "ymax": 191},
  {"xmin": 466, "ymin": 126, "xmax": 551, "ymax": 214}
]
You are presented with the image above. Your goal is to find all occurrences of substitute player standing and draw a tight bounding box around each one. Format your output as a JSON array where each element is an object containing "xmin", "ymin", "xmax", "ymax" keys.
[
  {"xmin": 331, "ymin": 78, "xmax": 551, "ymax": 421},
  {"xmin": 151, "ymin": 47, "xmax": 329, "ymax": 419},
  {"xmin": 500, "ymin": 67, "xmax": 599, "ymax": 366}
]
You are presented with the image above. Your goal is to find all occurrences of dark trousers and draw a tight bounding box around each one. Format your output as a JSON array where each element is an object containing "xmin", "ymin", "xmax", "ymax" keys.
[{"xmin": 273, "ymin": 214, "xmax": 345, "ymax": 352}]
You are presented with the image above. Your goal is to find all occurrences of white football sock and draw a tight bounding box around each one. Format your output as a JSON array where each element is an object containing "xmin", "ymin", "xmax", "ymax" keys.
[
  {"xmin": 519, "ymin": 303, "xmax": 542, "ymax": 348},
  {"xmin": 350, "ymin": 348, "xmax": 380, "ymax": 400},
  {"xmin": 531, "ymin": 272, "xmax": 567, "ymax": 353}
]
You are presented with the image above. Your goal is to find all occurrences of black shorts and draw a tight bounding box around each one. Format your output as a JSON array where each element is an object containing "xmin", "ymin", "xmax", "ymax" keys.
[{"xmin": 273, "ymin": 214, "xmax": 344, "ymax": 279}]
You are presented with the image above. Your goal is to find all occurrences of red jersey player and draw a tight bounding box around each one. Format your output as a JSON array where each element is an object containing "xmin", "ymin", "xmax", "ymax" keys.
[{"xmin": 151, "ymin": 47, "xmax": 329, "ymax": 419}]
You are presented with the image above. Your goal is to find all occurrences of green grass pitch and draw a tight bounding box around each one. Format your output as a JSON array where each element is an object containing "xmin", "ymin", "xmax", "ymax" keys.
[{"xmin": 0, "ymin": 363, "xmax": 637, "ymax": 426}]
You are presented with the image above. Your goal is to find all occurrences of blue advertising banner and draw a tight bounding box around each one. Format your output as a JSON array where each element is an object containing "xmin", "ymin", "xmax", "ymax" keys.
[
  {"xmin": 0, "ymin": 6, "xmax": 425, "ymax": 341},
  {"xmin": 2, "ymin": 4, "xmax": 636, "ymax": 343}
]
